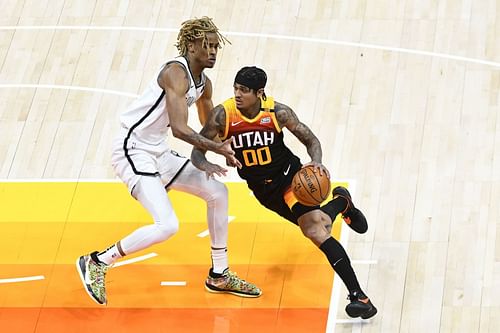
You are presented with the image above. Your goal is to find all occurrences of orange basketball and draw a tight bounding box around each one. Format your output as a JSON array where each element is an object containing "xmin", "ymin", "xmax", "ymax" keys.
[{"xmin": 291, "ymin": 165, "xmax": 331, "ymax": 206}]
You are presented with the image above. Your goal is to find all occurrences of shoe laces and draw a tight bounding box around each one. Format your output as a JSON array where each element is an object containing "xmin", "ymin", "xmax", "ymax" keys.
[
  {"xmin": 223, "ymin": 271, "xmax": 259, "ymax": 292},
  {"xmin": 89, "ymin": 260, "xmax": 109, "ymax": 291}
]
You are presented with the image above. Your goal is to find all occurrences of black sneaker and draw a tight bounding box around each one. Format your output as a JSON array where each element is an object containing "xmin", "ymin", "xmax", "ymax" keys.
[
  {"xmin": 332, "ymin": 186, "xmax": 368, "ymax": 234},
  {"xmin": 345, "ymin": 291, "xmax": 377, "ymax": 319}
]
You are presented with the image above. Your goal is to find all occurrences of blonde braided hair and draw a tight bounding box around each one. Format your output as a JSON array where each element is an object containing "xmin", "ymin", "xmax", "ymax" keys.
[{"xmin": 175, "ymin": 16, "xmax": 230, "ymax": 55}]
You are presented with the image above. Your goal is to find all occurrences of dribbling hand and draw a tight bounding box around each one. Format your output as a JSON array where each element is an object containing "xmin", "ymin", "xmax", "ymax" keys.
[{"xmin": 302, "ymin": 161, "xmax": 330, "ymax": 179}]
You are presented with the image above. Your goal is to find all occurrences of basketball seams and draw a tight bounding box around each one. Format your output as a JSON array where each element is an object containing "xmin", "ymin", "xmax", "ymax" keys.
[
  {"xmin": 298, "ymin": 168, "xmax": 320, "ymax": 205},
  {"xmin": 310, "ymin": 170, "xmax": 324, "ymax": 201},
  {"xmin": 313, "ymin": 170, "xmax": 331, "ymax": 199}
]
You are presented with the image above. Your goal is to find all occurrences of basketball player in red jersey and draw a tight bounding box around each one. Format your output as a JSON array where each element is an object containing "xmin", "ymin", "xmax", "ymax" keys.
[{"xmin": 191, "ymin": 66, "xmax": 377, "ymax": 319}]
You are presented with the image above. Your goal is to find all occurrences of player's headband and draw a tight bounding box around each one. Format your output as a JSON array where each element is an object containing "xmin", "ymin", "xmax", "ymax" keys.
[{"xmin": 234, "ymin": 66, "xmax": 267, "ymax": 91}]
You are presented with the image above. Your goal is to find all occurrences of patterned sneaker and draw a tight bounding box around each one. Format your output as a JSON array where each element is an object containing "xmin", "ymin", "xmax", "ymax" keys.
[
  {"xmin": 205, "ymin": 269, "xmax": 262, "ymax": 298},
  {"xmin": 332, "ymin": 186, "xmax": 368, "ymax": 234},
  {"xmin": 345, "ymin": 291, "xmax": 377, "ymax": 319},
  {"xmin": 76, "ymin": 251, "xmax": 109, "ymax": 305}
]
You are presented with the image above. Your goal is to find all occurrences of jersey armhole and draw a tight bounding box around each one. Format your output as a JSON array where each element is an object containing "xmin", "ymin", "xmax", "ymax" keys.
[
  {"xmin": 270, "ymin": 112, "xmax": 282, "ymax": 133},
  {"xmin": 162, "ymin": 60, "xmax": 191, "ymax": 94}
]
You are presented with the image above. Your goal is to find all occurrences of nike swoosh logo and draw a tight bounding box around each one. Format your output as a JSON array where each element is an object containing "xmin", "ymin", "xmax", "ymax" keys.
[
  {"xmin": 283, "ymin": 164, "xmax": 291, "ymax": 176},
  {"xmin": 333, "ymin": 258, "xmax": 344, "ymax": 266},
  {"xmin": 231, "ymin": 120, "xmax": 243, "ymax": 126}
]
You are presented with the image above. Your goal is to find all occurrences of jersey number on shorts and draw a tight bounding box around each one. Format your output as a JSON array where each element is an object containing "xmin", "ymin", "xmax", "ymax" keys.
[{"xmin": 242, "ymin": 147, "xmax": 272, "ymax": 166}]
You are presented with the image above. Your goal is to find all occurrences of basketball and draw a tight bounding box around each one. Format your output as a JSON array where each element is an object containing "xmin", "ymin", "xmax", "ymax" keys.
[{"xmin": 291, "ymin": 165, "xmax": 331, "ymax": 206}]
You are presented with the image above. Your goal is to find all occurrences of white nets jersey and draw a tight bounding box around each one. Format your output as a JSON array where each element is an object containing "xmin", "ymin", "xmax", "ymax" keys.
[{"xmin": 120, "ymin": 56, "xmax": 207, "ymax": 149}]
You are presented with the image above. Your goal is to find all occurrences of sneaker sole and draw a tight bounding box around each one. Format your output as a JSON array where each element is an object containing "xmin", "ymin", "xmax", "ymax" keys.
[
  {"xmin": 75, "ymin": 257, "xmax": 106, "ymax": 305},
  {"xmin": 204, "ymin": 284, "xmax": 262, "ymax": 298},
  {"xmin": 346, "ymin": 305, "xmax": 377, "ymax": 319},
  {"xmin": 361, "ymin": 307, "xmax": 377, "ymax": 319}
]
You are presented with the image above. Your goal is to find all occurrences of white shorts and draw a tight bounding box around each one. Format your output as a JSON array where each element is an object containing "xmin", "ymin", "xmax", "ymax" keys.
[{"xmin": 111, "ymin": 135, "xmax": 188, "ymax": 195}]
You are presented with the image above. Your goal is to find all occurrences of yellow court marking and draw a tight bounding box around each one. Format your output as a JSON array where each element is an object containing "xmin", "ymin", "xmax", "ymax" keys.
[
  {"xmin": 0, "ymin": 181, "xmax": 345, "ymax": 266},
  {"xmin": 0, "ymin": 181, "xmax": 347, "ymax": 223},
  {"xmin": 0, "ymin": 181, "xmax": 346, "ymax": 313}
]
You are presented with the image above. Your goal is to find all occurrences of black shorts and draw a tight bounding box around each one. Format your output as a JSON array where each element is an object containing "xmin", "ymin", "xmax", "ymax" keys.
[{"xmin": 247, "ymin": 155, "xmax": 318, "ymax": 225}]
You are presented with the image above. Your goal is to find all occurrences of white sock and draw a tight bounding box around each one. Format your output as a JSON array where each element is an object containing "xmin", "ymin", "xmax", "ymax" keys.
[
  {"xmin": 97, "ymin": 243, "xmax": 124, "ymax": 265},
  {"xmin": 211, "ymin": 247, "xmax": 228, "ymax": 274}
]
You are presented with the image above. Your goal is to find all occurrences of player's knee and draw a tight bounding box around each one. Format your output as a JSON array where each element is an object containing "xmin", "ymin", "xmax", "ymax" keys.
[
  {"xmin": 300, "ymin": 224, "xmax": 320, "ymax": 240},
  {"xmin": 154, "ymin": 220, "xmax": 179, "ymax": 241},
  {"xmin": 207, "ymin": 181, "xmax": 228, "ymax": 203},
  {"xmin": 299, "ymin": 218, "xmax": 329, "ymax": 244}
]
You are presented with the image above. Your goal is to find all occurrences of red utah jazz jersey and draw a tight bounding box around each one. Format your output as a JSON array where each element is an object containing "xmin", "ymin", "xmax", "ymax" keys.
[{"xmin": 219, "ymin": 97, "xmax": 295, "ymax": 183}]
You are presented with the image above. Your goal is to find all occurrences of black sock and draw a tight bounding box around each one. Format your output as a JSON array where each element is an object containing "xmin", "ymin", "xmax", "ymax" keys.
[
  {"xmin": 319, "ymin": 237, "xmax": 362, "ymax": 294},
  {"xmin": 209, "ymin": 267, "xmax": 227, "ymax": 278},
  {"xmin": 320, "ymin": 196, "xmax": 348, "ymax": 221}
]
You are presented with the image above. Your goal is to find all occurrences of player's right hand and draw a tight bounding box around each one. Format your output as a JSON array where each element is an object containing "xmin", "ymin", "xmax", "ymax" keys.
[{"xmin": 302, "ymin": 161, "xmax": 330, "ymax": 178}]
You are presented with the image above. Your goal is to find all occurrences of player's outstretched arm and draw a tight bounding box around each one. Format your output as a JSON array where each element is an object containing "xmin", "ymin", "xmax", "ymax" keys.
[{"xmin": 191, "ymin": 105, "xmax": 241, "ymax": 177}]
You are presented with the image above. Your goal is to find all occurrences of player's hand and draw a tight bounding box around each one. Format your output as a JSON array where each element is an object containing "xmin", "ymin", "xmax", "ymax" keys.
[
  {"xmin": 217, "ymin": 137, "xmax": 242, "ymax": 169},
  {"xmin": 202, "ymin": 161, "xmax": 229, "ymax": 180},
  {"xmin": 226, "ymin": 157, "xmax": 240, "ymax": 168},
  {"xmin": 303, "ymin": 161, "xmax": 330, "ymax": 179}
]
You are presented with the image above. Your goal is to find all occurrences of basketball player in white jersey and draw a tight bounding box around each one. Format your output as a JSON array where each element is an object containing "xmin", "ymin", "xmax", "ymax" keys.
[{"xmin": 76, "ymin": 17, "xmax": 261, "ymax": 305}]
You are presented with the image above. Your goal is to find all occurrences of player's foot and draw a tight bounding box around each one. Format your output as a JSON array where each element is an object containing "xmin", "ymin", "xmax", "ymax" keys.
[
  {"xmin": 205, "ymin": 269, "xmax": 262, "ymax": 298},
  {"xmin": 76, "ymin": 251, "xmax": 109, "ymax": 305},
  {"xmin": 345, "ymin": 291, "xmax": 377, "ymax": 319},
  {"xmin": 332, "ymin": 186, "xmax": 368, "ymax": 234}
]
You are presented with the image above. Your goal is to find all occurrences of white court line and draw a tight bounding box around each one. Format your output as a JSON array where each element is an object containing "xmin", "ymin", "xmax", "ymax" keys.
[
  {"xmin": 0, "ymin": 84, "xmax": 139, "ymax": 98},
  {"xmin": 197, "ymin": 216, "xmax": 235, "ymax": 238},
  {"xmin": 160, "ymin": 281, "xmax": 187, "ymax": 286},
  {"xmin": 0, "ymin": 25, "xmax": 499, "ymax": 68},
  {"xmin": 113, "ymin": 252, "xmax": 158, "ymax": 267},
  {"xmin": 325, "ymin": 183, "xmax": 379, "ymax": 333},
  {"xmin": 326, "ymin": 180, "xmax": 357, "ymax": 333},
  {"xmin": 0, "ymin": 275, "xmax": 45, "ymax": 284}
]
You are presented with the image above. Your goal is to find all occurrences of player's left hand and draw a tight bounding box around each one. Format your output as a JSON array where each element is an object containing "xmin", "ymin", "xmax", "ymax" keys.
[
  {"xmin": 225, "ymin": 156, "xmax": 242, "ymax": 168},
  {"xmin": 203, "ymin": 161, "xmax": 229, "ymax": 180},
  {"xmin": 303, "ymin": 161, "xmax": 330, "ymax": 179}
]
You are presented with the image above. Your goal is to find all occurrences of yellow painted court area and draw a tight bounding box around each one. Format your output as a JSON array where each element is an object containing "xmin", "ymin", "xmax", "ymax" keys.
[{"xmin": 0, "ymin": 181, "xmax": 346, "ymax": 333}]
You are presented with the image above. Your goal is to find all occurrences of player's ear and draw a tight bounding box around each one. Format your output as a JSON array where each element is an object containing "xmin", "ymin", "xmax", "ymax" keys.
[
  {"xmin": 257, "ymin": 88, "xmax": 267, "ymax": 101},
  {"xmin": 187, "ymin": 41, "xmax": 196, "ymax": 53}
]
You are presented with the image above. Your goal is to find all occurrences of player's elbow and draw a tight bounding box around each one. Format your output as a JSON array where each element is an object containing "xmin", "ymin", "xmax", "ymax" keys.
[{"xmin": 170, "ymin": 125, "xmax": 188, "ymax": 140}]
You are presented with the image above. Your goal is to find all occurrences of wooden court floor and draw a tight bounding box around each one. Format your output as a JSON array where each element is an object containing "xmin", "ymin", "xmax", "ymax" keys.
[
  {"xmin": 2, "ymin": 0, "xmax": 500, "ymax": 332},
  {"xmin": 0, "ymin": 181, "xmax": 346, "ymax": 333}
]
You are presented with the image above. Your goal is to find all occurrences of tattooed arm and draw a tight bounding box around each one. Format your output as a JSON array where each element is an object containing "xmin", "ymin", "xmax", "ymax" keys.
[
  {"xmin": 157, "ymin": 63, "xmax": 236, "ymax": 162},
  {"xmin": 191, "ymin": 105, "xmax": 241, "ymax": 177},
  {"xmin": 274, "ymin": 101, "xmax": 329, "ymax": 177}
]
